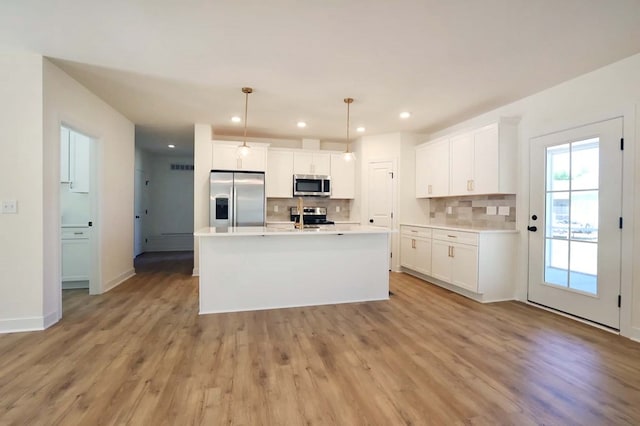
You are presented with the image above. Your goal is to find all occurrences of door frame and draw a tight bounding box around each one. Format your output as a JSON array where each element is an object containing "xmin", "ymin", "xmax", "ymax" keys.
[
  {"xmin": 58, "ymin": 120, "xmax": 102, "ymax": 314},
  {"xmin": 524, "ymin": 107, "xmax": 635, "ymax": 338},
  {"xmin": 366, "ymin": 158, "xmax": 398, "ymax": 270}
]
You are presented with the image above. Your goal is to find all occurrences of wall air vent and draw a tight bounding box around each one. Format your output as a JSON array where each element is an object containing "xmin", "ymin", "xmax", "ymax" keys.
[{"xmin": 170, "ymin": 164, "xmax": 194, "ymax": 171}]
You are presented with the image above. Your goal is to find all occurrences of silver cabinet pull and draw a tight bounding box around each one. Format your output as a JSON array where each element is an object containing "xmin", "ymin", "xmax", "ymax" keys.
[{"xmin": 73, "ymin": 232, "xmax": 83, "ymax": 235}]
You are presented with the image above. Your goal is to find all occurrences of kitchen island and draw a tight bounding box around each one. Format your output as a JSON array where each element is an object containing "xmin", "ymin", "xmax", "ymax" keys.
[{"xmin": 194, "ymin": 225, "xmax": 391, "ymax": 314}]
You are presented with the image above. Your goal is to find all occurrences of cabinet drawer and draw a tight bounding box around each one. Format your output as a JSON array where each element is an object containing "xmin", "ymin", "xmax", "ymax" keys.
[
  {"xmin": 62, "ymin": 227, "xmax": 89, "ymax": 240},
  {"xmin": 401, "ymin": 226, "xmax": 432, "ymax": 239},
  {"xmin": 432, "ymin": 229, "xmax": 478, "ymax": 246}
]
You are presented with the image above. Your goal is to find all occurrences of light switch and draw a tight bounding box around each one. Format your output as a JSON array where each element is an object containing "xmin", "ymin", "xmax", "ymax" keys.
[
  {"xmin": 1, "ymin": 199, "xmax": 17, "ymax": 214},
  {"xmin": 486, "ymin": 206, "xmax": 497, "ymax": 215},
  {"xmin": 498, "ymin": 206, "xmax": 510, "ymax": 216}
]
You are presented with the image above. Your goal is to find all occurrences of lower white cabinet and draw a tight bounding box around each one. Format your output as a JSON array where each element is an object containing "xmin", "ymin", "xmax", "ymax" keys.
[
  {"xmin": 401, "ymin": 225, "xmax": 517, "ymax": 302},
  {"xmin": 62, "ymin": 227, "xmax": 90, "ymax": 288},
  {"xmin": 400, "ymin": 226, "xmax": 432, "ymax": 276}
]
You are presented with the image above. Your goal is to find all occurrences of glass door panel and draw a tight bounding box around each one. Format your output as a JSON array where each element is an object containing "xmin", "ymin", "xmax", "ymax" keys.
[{"xmin": 544, "ymin": 139, "xmax": 599, "ymax": 295}]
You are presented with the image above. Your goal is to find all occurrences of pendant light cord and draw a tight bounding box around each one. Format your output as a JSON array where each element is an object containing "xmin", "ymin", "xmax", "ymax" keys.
[{"xmin": 243, "ymin": 90, "xmax": 249, "ymax": 145}]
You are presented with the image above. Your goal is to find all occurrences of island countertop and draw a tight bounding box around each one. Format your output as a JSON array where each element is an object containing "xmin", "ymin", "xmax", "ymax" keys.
[{"xmin": 194, "ymin": 224, "xmax": 391, "ymax": 237}]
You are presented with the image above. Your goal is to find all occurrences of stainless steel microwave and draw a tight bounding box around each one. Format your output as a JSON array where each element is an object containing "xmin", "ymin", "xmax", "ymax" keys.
[{"xmin": 293, "ymin": 174, "xmax": 331, "ymax": 197}]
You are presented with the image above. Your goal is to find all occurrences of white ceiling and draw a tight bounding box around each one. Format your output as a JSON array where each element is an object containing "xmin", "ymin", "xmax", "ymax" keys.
[{"xmin": 2, "ymin": 0, "xmax": 640, "ymax": 154}]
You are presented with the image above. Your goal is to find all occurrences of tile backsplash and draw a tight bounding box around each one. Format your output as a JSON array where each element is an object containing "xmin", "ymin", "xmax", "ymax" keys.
[
  {"xmin": 430, "ymin": 194, "xmax": 516, "ymax": 229},
  {"xmin": 267, "ymin": 198, "xmax": 352, "ymax": 222}
]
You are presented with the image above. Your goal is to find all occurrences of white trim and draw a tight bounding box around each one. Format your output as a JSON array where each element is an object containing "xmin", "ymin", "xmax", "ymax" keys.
[
  {"xmin": 103, "ymin": 269, "xmax": 135, "ymax": 293},
  {"xmin": 43, "ymin": 311, "xmax": 59, "ymax": 329},
  {"xmin": 192, "ymin": 267, "xmax": 199, "ymax": 277},
  {"xmin": 0, "ymin": 317, "xmax": 44, "ymax": 334},
  {"xmin": 401, "ymin": 270, "xmax": 515, "ymax": 304}
]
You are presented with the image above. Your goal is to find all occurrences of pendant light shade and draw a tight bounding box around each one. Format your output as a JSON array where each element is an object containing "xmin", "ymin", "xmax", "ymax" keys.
[
  {"xmin": 237, "ymin": 87, "xmax": 253, "ymax": 158},
  {"xmin": 343, "ymin": 97, "xmax": 356, "ymax": 162}
]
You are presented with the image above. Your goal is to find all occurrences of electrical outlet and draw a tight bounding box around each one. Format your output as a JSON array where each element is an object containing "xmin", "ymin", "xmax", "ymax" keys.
[
  {"xmin": 274, "ymin": 205, "xmax": 279, "ymax": 213},
  {"xmin": 498, "ymin": 206, "xmax": 510, "ymax": 216},
  {"xmin": 336, "ymin": 205, "xmax": 340, "ymax": 213},
  {"xmin": 446, "ymin": 206, "xmax": 453, "ymax": 214},
  {"xmin": 1, "ymin": 199, "xmax": 17, "ymax": 214},
  {"xmin": 486, "ymin": 206, "xmax": 497, "ymax": 215}
]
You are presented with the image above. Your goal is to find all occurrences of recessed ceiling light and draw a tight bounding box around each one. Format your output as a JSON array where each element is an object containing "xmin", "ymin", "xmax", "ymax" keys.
[
  {"xmin": 297, "ymin": 121, "xmax": 307, "ymax": 128},
  {"xmin": 400, "ymin": 111, "xmax": 411, "ymax": 119},
  {"xmin": 231, "ymin": 116, "xmax": 241, "ymax": 123},
  {"xmin": 356, "ymin": 127, "xmax": 365, "ymax": 132},
  {"xmin": 168, "ymin": 144, "xmax": 175, "ymax": 149}
]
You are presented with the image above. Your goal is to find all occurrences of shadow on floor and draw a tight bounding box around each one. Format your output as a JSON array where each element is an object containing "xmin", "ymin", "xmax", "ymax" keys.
[{"xmin": 134, "ymin": 251, "xmax": 194, "ymax": 275}]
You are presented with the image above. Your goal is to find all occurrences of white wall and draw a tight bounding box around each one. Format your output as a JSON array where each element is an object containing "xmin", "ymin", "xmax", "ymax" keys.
[
  {"xmin": 144, "ymin": 154, "xmax": 194, "ymax": 251},
  {"xmin": 0, "ymin": 52, "xmax": 45, "ymax": 332},
  {"xmin": 43, "ymin": 59, "xmax": 135, "ymax": 321},
  {"xmin": 426, "ymin": 53, "xmax": 640, "ymax": 340}
]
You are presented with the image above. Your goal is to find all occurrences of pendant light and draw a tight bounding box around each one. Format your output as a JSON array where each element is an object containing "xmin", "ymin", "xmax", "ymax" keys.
[
  {"xmin": 343, "ymin": 97, "xmax": 356, "ymax": 162},
  {"xmin": 237, "ymin": 87, "xmax": 253, "ymax": 158}
]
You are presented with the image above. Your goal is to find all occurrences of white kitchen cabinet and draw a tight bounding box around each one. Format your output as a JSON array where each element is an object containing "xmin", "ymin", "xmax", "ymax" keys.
[
  {"xmin": 401, "ymin": 225, "xmax": 517, "ymax": 302},
  {"xmin": 69, "ymin": 132, "xmax": 90, "ymax": 193},
  {"xmin": 61, "ymin": 226, "xmax": 90, "ymax": 289},
  {"xmin": 431, "ymin": 229, "xmax": 479, "ymax": 291},
  {"xmin": 415, "ymin": 138, "xmax": 449, "ymax": 198},
  {"xmin": 60, "ymin": 127, "xmax": 90, "ymax": 192},
  {"xmin": 293, "ymin": 151, "xmax": 330, "ymax": 175},
  {"xmin": 329, "ymin": 153, "xmax": 355, "ymax": 199},
  {"xmin": 212, "ymin": 142, "xmax": 267, "ymax": 172},
  {"xmin": 400, "ymin": 226, "xmax": 431, "ymax": 276},
  {"xmin": 449, "ymin": 120, "xmax": 517, "ymax": 196},
  {"xmin": 266, "ymin": 149, "xmax": 294, "ymax": 198},
  {"xmin": 60, "ymin": 127, "xmax": 70, "ymax": 183}
]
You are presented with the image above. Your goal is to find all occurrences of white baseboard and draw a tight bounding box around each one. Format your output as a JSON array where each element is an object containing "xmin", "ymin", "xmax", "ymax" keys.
[
  {"xmin": 192, "ymin": 267, "xmax": 199, "ymax": 277},
  {"xmin": 43, "ymin": 311, "xmax": 59, "ymax": 329},
  {"xmin": 103, "ymin": 269, "xmax": 135, "ymax": 293},
  {"xmin": 0, "ymin": 316, "xmax": 44, "ymax": 334},
  {"xmin": 400, "ymin": 269, "xmax": 514, "ymax": 304}
]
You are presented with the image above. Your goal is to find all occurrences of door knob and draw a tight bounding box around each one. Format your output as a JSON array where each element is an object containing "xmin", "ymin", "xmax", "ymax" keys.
[
  {"xmin": 369, "ymin": 219, "xmax": 374, "ymax": 223},
  {"xmin": 527, "ymin": 226, "xmax": 537, "ymax": 232}
]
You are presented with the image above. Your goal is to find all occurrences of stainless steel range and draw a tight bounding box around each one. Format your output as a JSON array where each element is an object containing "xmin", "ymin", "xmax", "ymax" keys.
[{"xmin": 290, "ymin": 206, "xmax": 335, "ymax": 228}]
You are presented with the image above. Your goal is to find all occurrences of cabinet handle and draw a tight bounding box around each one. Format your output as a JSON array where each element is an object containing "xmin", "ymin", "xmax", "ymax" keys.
[
  {"xmin": 448, "ymin": 246, "xmax": 451, "ymax": 257},
  {"xmin": 447, "ymin": 234, "xmax": 457, "ymax": 238},
  {"xmin": 451, "ymin": 246, "xmax": 455, "ymax": 257},
  {"xmin": 428, "ymin": 184, "xmax": 432, "ymax": 194},
  {"xmin": 412, "ymin": 239, "xmax": 416, "ymax": 249},
  {"xmin": 73, "ymin": 232, "xmax": 83, "ymax": 235},
  {"xmin": 467, "ymin": 180, "xmax": 472, "ymax": 191},
  {"xmin": 470, "ymin": 180, "xmax": 474, "ymax": 191}
]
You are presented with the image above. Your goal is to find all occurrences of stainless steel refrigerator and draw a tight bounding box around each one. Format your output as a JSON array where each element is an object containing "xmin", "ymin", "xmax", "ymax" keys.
[{"xmin": 209, "ymin": 170, "xmax": 265, "ymax": 227}]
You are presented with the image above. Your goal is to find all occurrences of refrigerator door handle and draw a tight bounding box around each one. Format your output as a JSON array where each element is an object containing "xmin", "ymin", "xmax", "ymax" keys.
[{"xmin": 232, "ymin": 188, "xmax": 237, "ymax": 227}]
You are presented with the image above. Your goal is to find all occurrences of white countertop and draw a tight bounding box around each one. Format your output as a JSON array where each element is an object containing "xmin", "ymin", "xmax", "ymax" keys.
[
  {"xmin": 401, "ymin": 223, "xmax": 519, "ymax": 234},
  {"xmin": 195, "ymin": 224, "xmax": 390, "ymax": 237}
]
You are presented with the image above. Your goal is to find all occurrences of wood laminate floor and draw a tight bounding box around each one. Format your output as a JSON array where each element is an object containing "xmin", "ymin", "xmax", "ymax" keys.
[{"xmin": 1, "ymin": 271, "xmax": 640, "ymax": 425}]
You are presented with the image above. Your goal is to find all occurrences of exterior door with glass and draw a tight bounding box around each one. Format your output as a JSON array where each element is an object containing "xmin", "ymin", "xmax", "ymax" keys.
[{"xmin": 528, "ymin": 118, "xmax": 623, "ymax": 329}]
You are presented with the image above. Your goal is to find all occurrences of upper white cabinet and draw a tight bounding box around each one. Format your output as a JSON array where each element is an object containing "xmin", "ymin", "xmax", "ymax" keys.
[
  {"xmin": 416, "ymin": 119, "xmax": 517, "ymax": 198},
  {"xmin": 61, "ymin": 127, "xmax": 90, "ymax": 193},
  {"xmin": 450, "ymin": 121, "xmax": 517, "ymax": 196},
  {"xmin": 266, "ymin": 149, "xmax": 294, "ymax": 198},
  {"xmin": 60, "ymin": 127, "xmax": 70, "ymax": 183},
  {"xmin": 415, "ymin": 137, "xmax": 449, "ymax": 197},
  {"xmin": 293, "ymin": 151, "xmax": 330, "ymax": 175},
  {"xmin": 212, "ymin": 142, "xmax": 267, "ymax": 172},
  {"xmin": 329, "ymin": 153, "xmax": 355, "ymax": 199}
]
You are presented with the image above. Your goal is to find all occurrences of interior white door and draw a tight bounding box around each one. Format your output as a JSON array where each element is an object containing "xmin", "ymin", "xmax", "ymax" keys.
[
  {"xmin": 528, "ymin": 118, "xmax": 623, "ymax": 329},
  {"xmin": 134, "ymin": 169, "xmax": 144, "ymax": 257},
  {"xmin": 368, "ymin": 161, "xmax": 393, "ymax": 228},
  {"xmin": 368, "ymin": 161, "xmax": 394, "ymax": 268}
]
